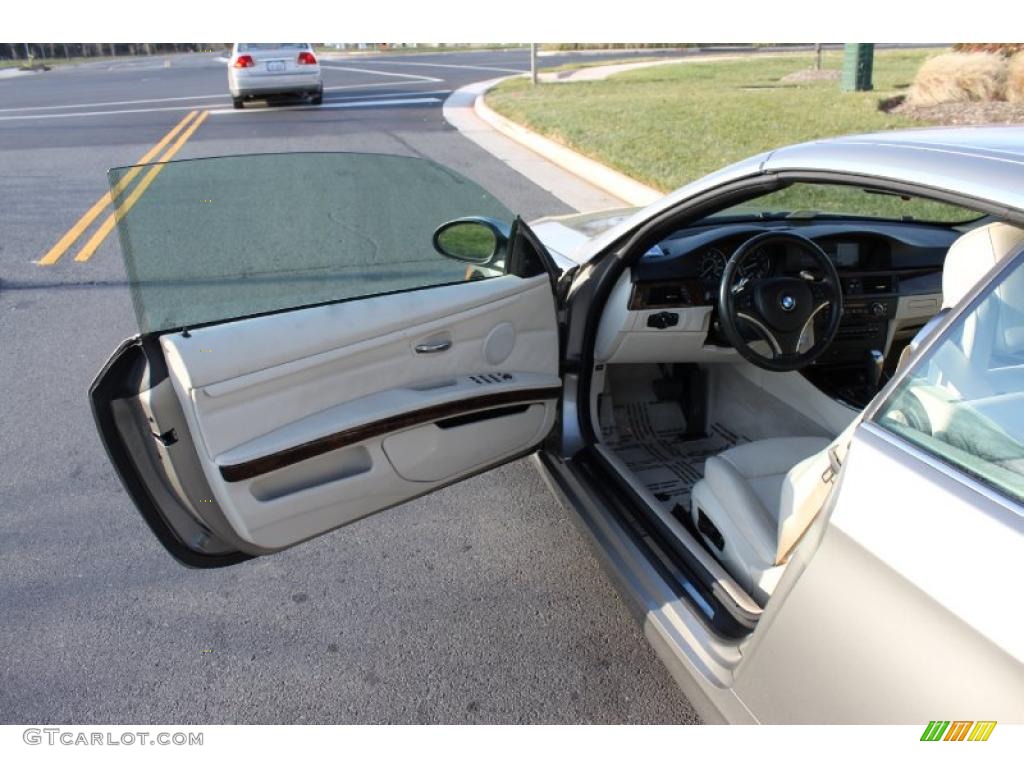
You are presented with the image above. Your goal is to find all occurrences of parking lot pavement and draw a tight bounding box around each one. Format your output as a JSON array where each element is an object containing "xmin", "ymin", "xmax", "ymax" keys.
[{"xmin": 0, "ymin": 50, "xmax": 700, "ymax": 723}]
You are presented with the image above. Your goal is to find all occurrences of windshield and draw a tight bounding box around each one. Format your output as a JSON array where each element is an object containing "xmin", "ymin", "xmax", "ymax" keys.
[
  {"xmin": 710, "ymin": 182, "xmax": 983, "ymax": 225},
  {"xmin": 108, "ymin": 152, "xmax": 513, "ymax": 334}
]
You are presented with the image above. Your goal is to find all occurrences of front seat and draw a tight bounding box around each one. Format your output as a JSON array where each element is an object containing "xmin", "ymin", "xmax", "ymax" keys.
[
  {"xmin": 690, "ymin": 436, "xmax": 831, "ymax": 605},
  {"xmin": 693, "ymin": 222, "xmax": 1024, "ymax": 606}
]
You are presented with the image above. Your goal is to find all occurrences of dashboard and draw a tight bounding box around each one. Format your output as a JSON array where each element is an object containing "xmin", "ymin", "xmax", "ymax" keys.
[
  {"xmin": 596, "ymin": 219, "xmax": 958, "ymax": 392},
  {"xmin": 630, "ymin": 220, "xmax": 953, "ymax": 310}
]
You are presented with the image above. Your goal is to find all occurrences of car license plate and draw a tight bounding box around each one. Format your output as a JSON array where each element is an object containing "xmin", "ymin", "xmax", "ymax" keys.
[{"xmin": 266, "ymin": 60, "xmax": 285, "ymax": 72}]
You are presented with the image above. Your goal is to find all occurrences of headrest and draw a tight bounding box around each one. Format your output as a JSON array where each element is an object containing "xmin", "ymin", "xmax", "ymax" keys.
[{"xmin": 943, "ymin": 223, "xmax": 1024, "ymax": 309}]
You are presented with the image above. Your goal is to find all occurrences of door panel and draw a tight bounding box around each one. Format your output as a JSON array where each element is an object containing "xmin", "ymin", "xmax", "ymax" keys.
[
  {"xmin": 92, "ymin": 151, "xmax": 564, "ymax": 566},
  {"xmin": 161, "ymin": 274, "xmax": 557, "ymax": 460},
  {"xmin": 150, "ymin": 274, "xmax": 559, "ymax": 551}
]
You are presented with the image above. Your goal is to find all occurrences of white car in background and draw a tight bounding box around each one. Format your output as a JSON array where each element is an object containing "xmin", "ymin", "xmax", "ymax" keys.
[{"xmin": 227, "ymin": 43, "xmax": 323, "ymax": 109}]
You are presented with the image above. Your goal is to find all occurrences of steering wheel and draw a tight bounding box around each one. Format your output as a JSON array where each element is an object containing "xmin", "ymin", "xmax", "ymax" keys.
[{"xmin": 717, "ymin": 232, "xmax": 843, "ymax": 372}]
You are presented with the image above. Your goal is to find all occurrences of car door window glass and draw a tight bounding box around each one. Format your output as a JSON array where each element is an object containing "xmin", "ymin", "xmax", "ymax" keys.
[
  {"xmin": 874, "ymin": 254, "xmax": 1024, "ymax": 504},
  {"xmin": 108, "ymin": 153, "xmax": 514, "ymax": 334}
]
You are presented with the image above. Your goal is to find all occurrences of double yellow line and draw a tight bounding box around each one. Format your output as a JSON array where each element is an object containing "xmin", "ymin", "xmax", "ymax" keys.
[{"xmin": 38, "ymin": 109, "xmax": 210, "ymax": 266}]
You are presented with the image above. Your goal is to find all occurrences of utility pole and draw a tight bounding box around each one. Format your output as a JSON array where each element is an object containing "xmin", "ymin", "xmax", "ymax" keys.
[
  {"xmin": 815, "ymin": 43, "xmax": 822, "ymax": 71},
  {"xmin": 530, "ymin": 43, "xmax": 537, "ymax": 85}
]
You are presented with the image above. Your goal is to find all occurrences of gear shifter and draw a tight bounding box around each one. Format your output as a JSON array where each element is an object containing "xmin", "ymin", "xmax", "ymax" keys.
[{"xmin": 866, "ymin": 349, "xmax": 885, "ymax": 394}]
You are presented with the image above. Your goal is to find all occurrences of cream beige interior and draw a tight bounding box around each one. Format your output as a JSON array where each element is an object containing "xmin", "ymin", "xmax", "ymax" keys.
[{"xmin": 158, "ymin": 274, "xmax": 560, "ymax": 550}]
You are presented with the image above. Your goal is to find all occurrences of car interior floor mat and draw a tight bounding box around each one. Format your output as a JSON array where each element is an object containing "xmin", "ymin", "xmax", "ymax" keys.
[
  {"xmin": 607, "ymin": 419, "xmax": 747, "ymax": 513},
  {"xmin": 600, "ymin": 365, "xmax": 747, "ymax": 513}
]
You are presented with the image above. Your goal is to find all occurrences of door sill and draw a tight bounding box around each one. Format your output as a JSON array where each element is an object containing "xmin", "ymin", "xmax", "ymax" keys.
[{"xmin": 541, "ymin": 445, "xmax": 759, "ymax": 640}]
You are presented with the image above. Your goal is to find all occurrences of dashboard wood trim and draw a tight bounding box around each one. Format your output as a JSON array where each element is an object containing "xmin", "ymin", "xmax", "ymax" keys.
[{"xmin": 628, "ymin": 279, "xmax": 710, "ymax": 310}]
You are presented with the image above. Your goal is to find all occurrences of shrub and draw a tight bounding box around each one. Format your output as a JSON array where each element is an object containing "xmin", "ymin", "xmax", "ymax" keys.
[
  {"xmin": 908, "ymin": 52, "xmax": 1007, "ymax": 106},
  {"xmin": 952, "ymin": 43, "xmax": 1024, "ymax": 57},
  {"xmin": 1008, "ymin": 53, "xmax": 1024, "ymax": 102}
]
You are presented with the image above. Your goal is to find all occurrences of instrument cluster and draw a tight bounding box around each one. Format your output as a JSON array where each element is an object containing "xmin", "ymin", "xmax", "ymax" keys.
[{"xmin": 697, "ymin": 246, "xmax": 772, "ymax": 286}]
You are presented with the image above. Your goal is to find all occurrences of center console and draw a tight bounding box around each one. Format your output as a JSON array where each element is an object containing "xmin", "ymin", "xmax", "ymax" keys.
[
  {"xmin": 805, "ymin": 271, "xmax": 908, "ymax": 406},
  {"xmin": 813, "ymin": 273, "xmax": 899, "ymax": 366}
]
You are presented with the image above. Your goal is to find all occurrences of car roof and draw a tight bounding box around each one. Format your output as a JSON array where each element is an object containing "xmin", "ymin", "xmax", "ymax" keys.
[
  {"xmin": 789, "ymin": 126, "xmax": 1024, "ymax": 163},
  {"xmin": 572, "ymin": 126, "xmax": 1024, "ymax": 264}
]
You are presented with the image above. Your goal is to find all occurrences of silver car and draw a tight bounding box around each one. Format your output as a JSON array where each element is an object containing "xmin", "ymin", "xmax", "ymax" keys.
[
  {"xmin": 90, "ymin": 128, "xmax": 1024, "ymax": 723},
  {"xmin": 227, "ymin": 43, "xmax": 323, "ymax": 109}
]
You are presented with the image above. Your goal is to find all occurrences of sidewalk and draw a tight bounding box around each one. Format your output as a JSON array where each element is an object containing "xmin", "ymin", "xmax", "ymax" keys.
[
  {"xmin": 443, "ymin": 79, "xmax": 631, "ymax": 213},
  {"xmin": 537, "ymin": 53, "xmax": 764, "ymax": 83}
]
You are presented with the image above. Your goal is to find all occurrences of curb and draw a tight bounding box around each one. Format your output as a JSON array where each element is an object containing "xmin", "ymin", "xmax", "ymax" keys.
[{"xmin": 473, "ymin": 78, "xmax": 662, "ymax": 208}]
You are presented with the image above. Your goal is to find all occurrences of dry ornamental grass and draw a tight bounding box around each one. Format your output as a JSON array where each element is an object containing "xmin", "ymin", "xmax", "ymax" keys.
[
  {"xmin": 1008, "ymin": 53, "xmax": 1024, "ymax": 103},
  {"xmin": 908, "ymin": 53, "xmax": 1008, "ymax": 106}
]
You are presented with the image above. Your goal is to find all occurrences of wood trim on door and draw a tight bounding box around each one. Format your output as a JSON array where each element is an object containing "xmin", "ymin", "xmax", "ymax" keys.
[{"xmin": 218, "ymin": 385, "xmax": 562, "ymax": 482}]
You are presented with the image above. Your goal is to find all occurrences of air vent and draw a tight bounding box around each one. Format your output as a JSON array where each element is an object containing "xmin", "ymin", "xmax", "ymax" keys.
[
  {"xmin": 863, "ymin": 275, "xmax": 895, "ymax": 294},
  {"xmin": 469, "ymin": 373, "xmax": 514, "ymax": 385},
  {"xmin": 842, "ymin": 275, "xmax": 895, "ymax": 296}
]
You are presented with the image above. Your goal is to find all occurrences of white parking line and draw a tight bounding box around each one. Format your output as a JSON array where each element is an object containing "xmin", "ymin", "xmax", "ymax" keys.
[
  {"xmin": 0, "ymin": 82, "xmax": 443, "ymax": 121},
  {"xmin": 361, "ymin": 60, "xmax": 527, "ymax": 74},
  {"xmin": 318, "ymin": 64, "xmax": 443, "ymax": 83},
  {"xmin": 324, "ymin": 79, "xmax": 440, "ymax": 92},
  {"xmin": 0, "ymin": 104, "xmax": 226, "ymax": 121},
  {"xmin": 329, "ymin": 89, "xmax": 450, "ymax": 102},
  {"xmin": 208, "ymin": 97, "xmax": 442, "ymax": 115},
  {"xmin": 0, "ymin": 92, "xmax": 228, "ymax": 114}
]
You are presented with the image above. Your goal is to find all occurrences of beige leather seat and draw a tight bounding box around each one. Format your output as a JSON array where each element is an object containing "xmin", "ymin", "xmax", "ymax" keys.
[
  {"xmin": 691, "ymin": 222, "xmax": 1024, "ymax": 606},
  {"xmin": 691, "ymin": 437, "xmax": 830, "ymax": 605},
  {"xmin": 940, "ymin": 222, "xmax": 1024, "ymax": 311},
  {"xmin": 923, "ymin": 222, "xmax": 1024, "ymax": 399}
]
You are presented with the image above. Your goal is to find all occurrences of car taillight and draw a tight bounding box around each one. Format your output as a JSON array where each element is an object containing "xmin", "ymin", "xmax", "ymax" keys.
[
  {"xmin": 297, "ymin": 52, "xmax": 317, "ymax": 65},
  {"xmin": 233, "ymin": 55, "xmax": 254, "ymax": 68}
]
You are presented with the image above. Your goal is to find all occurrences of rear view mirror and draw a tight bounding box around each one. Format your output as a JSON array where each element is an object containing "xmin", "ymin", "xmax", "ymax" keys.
[{"xmin": 432, "ymin": 217, "xmax": 509, "ymax": 265}]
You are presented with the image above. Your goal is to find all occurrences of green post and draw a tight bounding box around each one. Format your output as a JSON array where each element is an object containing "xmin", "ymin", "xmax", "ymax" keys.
[{"xmin": 841, "ymin": 43, "xmax": 874, "ymax": 91}]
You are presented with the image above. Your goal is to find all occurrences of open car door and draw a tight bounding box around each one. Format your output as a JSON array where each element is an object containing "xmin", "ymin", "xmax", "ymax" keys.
[{"xmin": 90, "ymin": 152, "xmax": 562, "ymax": 567}]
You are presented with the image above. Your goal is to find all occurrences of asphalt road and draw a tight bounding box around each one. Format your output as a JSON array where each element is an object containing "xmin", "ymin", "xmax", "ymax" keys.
[{"xmin": 0, "ymin": 48, "xmax": 700, "ymax": 723}]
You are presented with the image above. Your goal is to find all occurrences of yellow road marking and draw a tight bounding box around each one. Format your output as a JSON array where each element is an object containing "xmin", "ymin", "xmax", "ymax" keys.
[
  {"xmin": 74, "ymin": 110, "xmax": 209, "ymax": 263},
  {"xmin": 37, "ymin": 110, "xmax": 200, "ymax": 266}
]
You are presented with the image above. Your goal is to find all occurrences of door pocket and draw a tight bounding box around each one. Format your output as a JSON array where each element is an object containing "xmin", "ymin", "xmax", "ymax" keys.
[{"xmin": 382, "ymin": 403, "xmax": 549, "ymax": 483}]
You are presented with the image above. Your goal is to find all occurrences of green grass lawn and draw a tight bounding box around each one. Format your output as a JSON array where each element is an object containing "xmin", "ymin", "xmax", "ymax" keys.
[{"xmin": 488, "ymin": 49, "xmax": 946, "ymax": 194}]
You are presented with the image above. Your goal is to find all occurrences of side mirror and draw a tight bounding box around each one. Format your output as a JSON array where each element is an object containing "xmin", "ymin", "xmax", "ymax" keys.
[{"xmin": 432, "ymin": 217, "xmax": 510, "ymax": 265}]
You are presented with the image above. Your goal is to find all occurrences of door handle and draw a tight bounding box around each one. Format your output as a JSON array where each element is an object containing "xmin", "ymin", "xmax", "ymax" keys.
[{"xmin": 414, "ymin": 340, "xmax": 451, "ymax": 354}]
